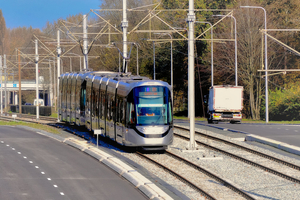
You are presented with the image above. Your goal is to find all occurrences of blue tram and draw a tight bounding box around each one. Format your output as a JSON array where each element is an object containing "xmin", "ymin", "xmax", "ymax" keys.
[{"xmin": 59, "ymin": 71, "xmax": 173, "ymax": 150}]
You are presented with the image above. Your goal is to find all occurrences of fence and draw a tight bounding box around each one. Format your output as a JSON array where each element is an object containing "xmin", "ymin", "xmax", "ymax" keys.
[{"xmin": 10, "ymin": 105, "xmax": 52, "ymax": 116}]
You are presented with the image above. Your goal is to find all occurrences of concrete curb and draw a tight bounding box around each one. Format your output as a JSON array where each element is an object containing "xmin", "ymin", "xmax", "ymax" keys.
[
  {"xmin": 62, "ymin": 138, "xmax": 173, "ymax": 200},
  {"xmin": 245, "ymin": 134, "xmax": 300, "ymax": 156}
]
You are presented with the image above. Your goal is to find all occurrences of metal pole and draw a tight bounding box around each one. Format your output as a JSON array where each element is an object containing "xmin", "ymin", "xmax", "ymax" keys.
[
  {"xmin": 196, "ymin": 21, "xmax": 213, "ymax": 86},
  {"xmin": 213, "ymin": 15, "xmax": 237, "ymax": 86},
  {"xmin": 35, "ymin": 40, "xmax": 39, "ymax": 120},
  {"xmin": 136, "ymin": 44, "xmax": 139, "ymax": 76},
  {"xmin": 83, "ymin": 14, "xmax": 88, "ymax": 70},
  {"xmin": 18, "ymin": 49, "xmax": 22, "ymax": 114},
  {"xmin": 122, "ymin": 0, "xmax": 128, "ymax": 72},
  {"xmin": 188, "ymin": 0, "xmax": 196, "ymax": 149},
  {"xmin": 57, "ymin": 30, "xmax": 61, "ymax": 121},
  {"xmin": 80, "ymin": 56, "xmax": 82, "ymax": 71},
  {"xmin": 0, "ymin": 55, "xmax": 2, "ymax": 115},
  {"xmin": 232, "ymin": 16, "xmax": 238, "ymax": 86},
  {"xmin": 4, "ymin": 55, "xmax": 7, "ymax": 113},
  {"xmin": 53, "ymin": 59, "xmax": 56, "ymax": 110},
  {"xmin": 49, "ymin": 60, "xmax": 53, "ymax": 107},
  {"xmin": 70, "ymin": 57, "xmax": 72, "ymax": 72},
  {"xmin": 240, "ymin": 6, "xmax": 268, "ymax": 122},
  {"xmin": 153, "ymin": 41, "xmax": 155, "ymax": 80},
  {"xmin": 170, "ymin": 36, "xmax": 173, "ymax": 105},
  {"xmin": 119, "ymin": 53, "xmax": 120, "ymax": 73}
]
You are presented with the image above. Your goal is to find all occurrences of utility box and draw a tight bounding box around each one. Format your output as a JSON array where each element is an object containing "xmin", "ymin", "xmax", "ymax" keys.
[{"xmin": 207, "ymin": 85, "xmax": 243, "ymax": 124}]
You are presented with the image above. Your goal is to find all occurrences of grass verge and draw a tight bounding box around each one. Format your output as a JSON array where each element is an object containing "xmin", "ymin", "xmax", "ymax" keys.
[{"xmin": 0, "ymin": 121, "xmax": 61, "ymax": 134}]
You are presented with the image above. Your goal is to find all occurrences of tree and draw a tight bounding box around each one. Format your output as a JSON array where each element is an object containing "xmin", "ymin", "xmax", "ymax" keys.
[{"xmin": 0, "ymin": 9, "xmax": 6, "ymax": 54}]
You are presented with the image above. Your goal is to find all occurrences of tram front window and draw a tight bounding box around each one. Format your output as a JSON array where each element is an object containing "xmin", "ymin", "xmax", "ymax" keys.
[{"xmin": 133, "ymin": 86, "xmax": 172, "ymax": 125}]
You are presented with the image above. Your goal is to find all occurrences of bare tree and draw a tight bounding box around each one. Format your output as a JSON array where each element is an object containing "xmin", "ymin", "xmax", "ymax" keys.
[{"xmin": 0, "ymin": 9, "xmax": 6, "ymax": 54}]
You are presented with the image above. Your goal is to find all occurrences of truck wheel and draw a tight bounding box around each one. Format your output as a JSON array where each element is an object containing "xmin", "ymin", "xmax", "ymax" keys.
[
  {"xmin": 207, "ymin": 119, "xmax": 213, "ymax": 124},
  {"xmin": 212, "ymin": 120, "xmax": 218, "ymax": 124}
]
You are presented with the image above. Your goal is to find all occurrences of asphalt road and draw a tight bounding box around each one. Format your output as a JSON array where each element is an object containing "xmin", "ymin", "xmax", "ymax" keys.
[
  {"xmin": 174, "ymin": 119, "xmax": 300, "ymax": 147},
  {"xmin": 0, "ymin": 126, "xmax": 147, "ymax": 200}
]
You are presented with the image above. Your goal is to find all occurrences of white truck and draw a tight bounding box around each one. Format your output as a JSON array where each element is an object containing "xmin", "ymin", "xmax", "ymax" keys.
[{"xmin": 206, "ymin": 85, "xmax": 243, "ymax": 124}]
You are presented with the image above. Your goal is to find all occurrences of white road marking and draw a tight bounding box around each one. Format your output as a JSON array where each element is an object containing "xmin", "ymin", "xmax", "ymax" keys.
[{"xmin": 3, "ymin": 141, "xmax": 66, "ymax": 197}]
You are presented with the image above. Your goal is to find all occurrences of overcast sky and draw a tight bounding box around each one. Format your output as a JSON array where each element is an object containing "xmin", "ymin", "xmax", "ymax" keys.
[{"xmin": 1, "ymin": 0, "xmax": 102, "ymax": 29}]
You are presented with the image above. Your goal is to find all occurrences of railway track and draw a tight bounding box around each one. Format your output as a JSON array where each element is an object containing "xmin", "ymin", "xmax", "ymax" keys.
[
  {"xmin": 0, "ymin": 113, "xmax": 57, "ymax": 124},
  {"xmin": 137, "ymin": 151, "xmax": 255, "ymax": 200},
  {"xmin": 174, "ymin": 125, "xmax": 300, "ymax": 184}
]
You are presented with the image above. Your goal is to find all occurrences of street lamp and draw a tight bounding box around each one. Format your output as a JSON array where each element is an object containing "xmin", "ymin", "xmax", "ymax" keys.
[
  {"xmin": 154, "ymin": 33, "xmax": 173, "ymax": 103},
  {"xmin": 240, "ymin": 6, "xmax": 268, "ymax": 123},
  {"xmin": 195, "ymin": 21, "xmax": 214, "ymax": 86},
  {"xmin": 214, "ymin": 15, "xmax": 238, "ymax": 86}
]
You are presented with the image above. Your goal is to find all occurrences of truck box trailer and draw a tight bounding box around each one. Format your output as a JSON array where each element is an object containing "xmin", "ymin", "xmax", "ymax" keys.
[{"xmin": 207, "ymin": 85, "xmax": 243, "ymax": 124}]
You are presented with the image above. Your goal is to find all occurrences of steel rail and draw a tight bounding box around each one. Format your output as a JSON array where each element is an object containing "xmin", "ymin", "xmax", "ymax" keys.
[
  {"xmin": 165, "ymin": 151, "xmax": 256, "ymax": 200},
  {"xmin": 136, "ymin": 152, "xmax": 217, "ymax": 200},
  {"xmin": 175, "ymin": 125, "xmax": 300, "ymax": 171},
  {"xmin": 174, "ymin": 130, "xmax": 300, "ymax": 184}
]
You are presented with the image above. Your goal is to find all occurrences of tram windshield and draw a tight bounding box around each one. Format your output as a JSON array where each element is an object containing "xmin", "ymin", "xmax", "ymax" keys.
[{"xmin": 128, "ymin": 86, "xmax": 172, "ymax": 126}]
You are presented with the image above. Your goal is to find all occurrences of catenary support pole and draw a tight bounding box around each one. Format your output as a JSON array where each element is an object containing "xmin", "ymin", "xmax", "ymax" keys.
[
  {"xmin": 122, "ymin": 0, "xmax": 128, "ymax": 73},
  {"xmin": 83, "ymin": 15, "xmax": 88, "ymax": 70},
  {"xmin": 18, "ymin": 49, "xmax": 22, "ymax": 114},
  {"xmin": 35, "ymin": 40, "xmax": 39, "ymax": 120},
  {"xmin": 188, "ymin": 0, "xmax": 196, "ymax": 149},
  {"xmin": 57, "ymin": 30, "xmax": 61, "ymax": 121},
  {"xmin": 4, "ymin": 55, "xmax": 7, "ymax": 113}
]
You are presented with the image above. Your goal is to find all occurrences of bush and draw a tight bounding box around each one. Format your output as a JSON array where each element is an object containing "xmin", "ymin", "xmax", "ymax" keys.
[{"xmin": 268, "ymin": 85, "xmax": 300, "ymax": 121}]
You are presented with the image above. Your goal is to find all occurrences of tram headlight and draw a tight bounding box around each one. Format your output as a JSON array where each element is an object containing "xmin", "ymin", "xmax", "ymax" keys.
[{"xmin": 136, "ymin": 126, "xmax": 169, "ymax": 134}]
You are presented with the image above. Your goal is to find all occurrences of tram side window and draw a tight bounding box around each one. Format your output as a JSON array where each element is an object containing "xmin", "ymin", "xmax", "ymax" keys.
[
  {"xmin": 101, "ymin": 91, "xmax": 105, "ymax": 120},
  {"xmin": 121, "ymin": 99, "xmax": 125, "ymax": 125},
  {"xmin": 111, "ymin": 97, "xmax": 115, "ymax": 122},
  {"xmin": 99, "ymin": 92, "xmax": 102, "ymax": 119},
  {"xmin": 107, "ymin": 94, "xmax": 111, "ymax": 121},
  {"xmin": 168, "ymin": 91, "xmax": 173, "ymax": 122},
  {"xmin": 127, "ymin": 91, "xmax": 135, "ymax": 125},
  {"xmin": 80, "ymin": 87, "xmax": 86, "ymax": 112},
  {"xmin": 92, "ymin": 89, "xmax": 98, "ymax": 117},
  {"xmin": 116, "ymin": 99, "xmax": 119, "ymax": 123}
]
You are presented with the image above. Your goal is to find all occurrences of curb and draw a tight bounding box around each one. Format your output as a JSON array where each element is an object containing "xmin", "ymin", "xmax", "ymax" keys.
[
  {"xmin": 245, "ymin": 134, "xmax": 300, "ymax": 156},
  {"xmin": 61, "ymin": 137, "xmax": 174, "ymax": 200}
]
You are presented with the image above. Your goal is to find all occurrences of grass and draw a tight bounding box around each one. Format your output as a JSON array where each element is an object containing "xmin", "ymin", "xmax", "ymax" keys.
[{"xmin": 0, "ymin": 121, "xmax": 61, "ymax": 134}]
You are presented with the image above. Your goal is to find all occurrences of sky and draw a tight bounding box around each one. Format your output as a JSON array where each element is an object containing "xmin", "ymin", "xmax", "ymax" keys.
[{"xmin": 1, "ymin": 0, "xmax": 102, "ymax": 29}]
